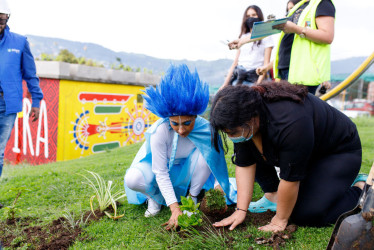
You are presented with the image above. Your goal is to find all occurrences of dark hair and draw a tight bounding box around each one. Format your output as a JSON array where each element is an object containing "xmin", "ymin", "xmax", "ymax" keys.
[
  {"xmin": 286, "ymin": 0, "xmax": 302, "ymax": 15},
  {"xmin": 240, "ymin": 5, "xmax": 264, "ymax": 37},
  {"xmin": 239, "ymin": 5, "xmax": 264, "ymax": 47},
  {"xmin": 209, "ymin": 81, "xmax": 308, "ymax": 152}
]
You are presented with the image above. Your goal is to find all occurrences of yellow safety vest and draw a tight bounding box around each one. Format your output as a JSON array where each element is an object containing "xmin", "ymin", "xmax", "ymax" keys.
[{"xmin": 274, "ymin": 0, "xmax": 334, "ymax": 86}]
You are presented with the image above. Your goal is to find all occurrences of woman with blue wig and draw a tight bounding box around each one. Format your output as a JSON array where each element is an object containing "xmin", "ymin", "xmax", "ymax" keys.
[{"xmin": 124, "ymin": 64, "xmax": 236, "ymax": 230}]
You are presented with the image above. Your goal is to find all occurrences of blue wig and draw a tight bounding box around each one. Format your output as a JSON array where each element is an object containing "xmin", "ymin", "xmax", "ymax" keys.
[{"xmin": 143, "ymin": 64, "xmax": 209, "ymax": 118}]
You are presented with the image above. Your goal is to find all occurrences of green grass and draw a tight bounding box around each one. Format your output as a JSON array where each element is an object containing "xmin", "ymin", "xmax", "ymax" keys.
[{"xmin": 0, "ymin": 117, "xmax": 373, "ymax": 249}]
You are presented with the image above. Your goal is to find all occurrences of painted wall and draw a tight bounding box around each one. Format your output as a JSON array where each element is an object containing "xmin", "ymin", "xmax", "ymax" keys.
[
  {"xmin": 4, "ymin": 78, "xmax": 59, "ymax": 165},
  {"xmin": 4, "ymin": 78, "xmax": 157, "ymax": 165},
  {"xmin": 56, "ymin": 80, "xmax": 157, "ymax": 161}
]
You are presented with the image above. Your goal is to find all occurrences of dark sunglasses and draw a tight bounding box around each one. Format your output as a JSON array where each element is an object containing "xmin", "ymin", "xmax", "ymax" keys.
[{"xmin": 0, "ymin": 18, "xmax": 9, "ymax": 25}]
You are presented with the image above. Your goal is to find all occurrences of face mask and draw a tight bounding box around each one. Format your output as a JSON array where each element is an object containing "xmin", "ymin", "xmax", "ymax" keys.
[
  {"xmin": 245, "ymin": 17, "xmax": 261, "ymax": 32},
  {"xmin": 228, "ymin": 126, "xmax": 253, "ymax": 143}
]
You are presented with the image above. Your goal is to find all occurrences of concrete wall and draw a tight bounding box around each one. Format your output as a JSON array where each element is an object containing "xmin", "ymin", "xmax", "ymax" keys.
[{"xmin": 35, "ymin": 61, "xmax": 161, "ymax": 86}]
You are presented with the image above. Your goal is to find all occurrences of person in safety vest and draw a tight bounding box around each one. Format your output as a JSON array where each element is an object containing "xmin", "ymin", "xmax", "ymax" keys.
[{"xmin": 232, "ymin": 0, "xmax": 335, "ymax": 95}]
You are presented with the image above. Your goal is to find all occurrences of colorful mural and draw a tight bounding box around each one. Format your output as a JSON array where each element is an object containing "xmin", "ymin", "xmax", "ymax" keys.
[
  {"xmin": 56, "ymin": 80, "xmax": 157, "ymax": 161},
  {"xmin": 4, "ymin": 78, "xmax": 158, "ymax": 165},
  {"xmin": 4, "ymin": 79, "xmax": 59, "ymax": 165}
]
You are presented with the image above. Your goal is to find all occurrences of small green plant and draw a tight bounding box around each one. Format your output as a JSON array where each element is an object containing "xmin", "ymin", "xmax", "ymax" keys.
[
  {"xmin": 204, "ymin": 189, "xmax": 226, "ymax": 212},
  {"xmin": 3, "ymin": 187, "xmax": 29, "ymax": 220},
  {"xmin": 62, "ymin": 208, "xmax": 92, "ymax": 231},
  {"xmin": 178, "ymin": 196, "xmax": 202, "ymax": 229},
  {"xmin": 79, "ymin": 170, "xmax": 126, "ymax": 219},
  {"xmin": 11, "ymin": 235, "xmax": 27, "ymax": 248}
]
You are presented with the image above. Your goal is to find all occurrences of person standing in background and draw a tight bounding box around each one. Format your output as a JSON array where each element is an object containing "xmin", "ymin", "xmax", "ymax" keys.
[
  {"xmin": 286, "ymin": 0, "xmax": 302, "ymax": 15},
  {"xmin": 254, "ymin": 0, "xmax": 335, "ymax": 95},
  {"xmin": 220, "ymin": 5, "xmax": 273, "ymax": 89},
  {"xmin": 0, "ymin": 0, "xmax": 43, "ymax": 209}
]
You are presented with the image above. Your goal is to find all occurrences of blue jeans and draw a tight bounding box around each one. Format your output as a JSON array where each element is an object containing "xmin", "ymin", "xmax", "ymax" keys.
[
  {"xmin": 0, "ymin": 94, "xmax": 17, "ymax": 177},
  {"xmin": 278, "ymin": 68, "xmax": 289, "ymax": 81},
  {"xmin": 232, "ymin": 80, "xmax": 255, "ymax": 87}
]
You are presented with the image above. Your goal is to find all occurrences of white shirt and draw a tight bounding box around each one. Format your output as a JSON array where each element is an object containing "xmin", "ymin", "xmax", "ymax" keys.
[
  {"xmin": 150, "ymin": 122, "xmax": 195, "ymax": 205},
  {"xmin": 238, "ymin": 33, "xmax": 274, "ymax": 71}
]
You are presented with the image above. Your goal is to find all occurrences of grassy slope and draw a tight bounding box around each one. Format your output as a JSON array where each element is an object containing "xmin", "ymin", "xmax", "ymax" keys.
[{"xmin": 0, "ymin": 117, "xmax": 373, "ymax": 249}]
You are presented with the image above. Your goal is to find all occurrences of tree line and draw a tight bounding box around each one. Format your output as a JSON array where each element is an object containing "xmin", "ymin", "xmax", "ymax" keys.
[{"xmin": 36, "ymin": 49, "xmax": 153, "ymax": 74}]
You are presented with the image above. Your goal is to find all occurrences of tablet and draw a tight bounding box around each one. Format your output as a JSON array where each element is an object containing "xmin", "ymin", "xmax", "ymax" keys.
[{"xmin": 251, "ymin": 17, "xmax": 288, "ymax": 39}]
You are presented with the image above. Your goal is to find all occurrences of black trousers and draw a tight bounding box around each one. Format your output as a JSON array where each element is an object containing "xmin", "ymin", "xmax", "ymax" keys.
[{"xmin": 255, "ymin": 148, "xmax": 362, "ymax": 226}]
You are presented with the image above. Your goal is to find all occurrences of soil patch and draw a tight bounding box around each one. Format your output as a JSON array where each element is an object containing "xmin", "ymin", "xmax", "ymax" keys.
[
  {"xmin": 177, "ymin": 205, "xmax": 298, "ymax": 248},
  {"xmin": 200, "ymin": 197, "xmax": 228, "ymax": 216},
  {"xmin": 0, "ymin": 209, "xmax": 105, "ymax": 249}
]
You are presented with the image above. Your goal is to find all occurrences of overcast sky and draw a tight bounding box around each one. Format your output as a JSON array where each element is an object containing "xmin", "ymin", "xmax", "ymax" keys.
[{"xmin": 6, "ymin": 0, "xmax": 374, "ymax": 62}]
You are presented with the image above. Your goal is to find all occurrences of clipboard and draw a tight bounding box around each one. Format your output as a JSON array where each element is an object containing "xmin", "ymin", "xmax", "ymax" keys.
[{"xmin": 250, "ymin": 18, "xmax": 288, "ymax": 39}]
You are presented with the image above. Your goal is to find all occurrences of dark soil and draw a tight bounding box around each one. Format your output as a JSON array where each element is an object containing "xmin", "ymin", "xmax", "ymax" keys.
[
  {"xmin": 200, "ymin": 196, "xmax": 228, "ymax": 216},
  {"xmin": 177, "ymin": 205, "xmax": 298, "ymax": 248},
  {"xmin": 0, "ymin": 209, "xmax": 106, "ymax": 249},
  {"xmin": 351, "ymin": 226, "xmax": 374, "ymax": 249}
]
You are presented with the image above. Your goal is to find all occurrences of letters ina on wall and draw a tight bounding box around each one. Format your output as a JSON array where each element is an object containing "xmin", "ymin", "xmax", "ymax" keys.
[{"xmin": 4, "ymin": 79, "xmax": 158, "ymax": 165}]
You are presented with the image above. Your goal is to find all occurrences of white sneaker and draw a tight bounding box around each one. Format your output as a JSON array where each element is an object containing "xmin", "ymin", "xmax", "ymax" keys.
[{"xmin": 144, "ymin": 198, "xmax": 162, "ymax": 217}]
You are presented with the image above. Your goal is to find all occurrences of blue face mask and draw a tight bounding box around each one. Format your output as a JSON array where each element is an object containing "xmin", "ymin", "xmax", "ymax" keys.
[{"xmin": 228, "ymin": 126, "xmax": 253, "ymax": 143}]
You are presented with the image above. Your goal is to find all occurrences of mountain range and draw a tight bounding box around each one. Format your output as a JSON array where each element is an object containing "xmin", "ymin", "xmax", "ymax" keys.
[{"xmin": 27, "ymin": 34, "xmax": 373, "ymax": 87}]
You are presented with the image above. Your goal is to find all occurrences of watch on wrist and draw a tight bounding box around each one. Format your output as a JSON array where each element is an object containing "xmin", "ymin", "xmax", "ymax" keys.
[{"xmin": 299, "ymin": 27, "xmax": 307, "ymax": 38}]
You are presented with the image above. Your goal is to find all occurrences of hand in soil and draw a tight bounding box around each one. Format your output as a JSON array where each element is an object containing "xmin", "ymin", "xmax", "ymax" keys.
[
  {"xmin": 162, "ymin": 205, "xmax": 182, "ymax": 231},
  {"xmin": 213, "ymin": 210, "xmax": 246, "ymax": 230},
  {"xmin": 258, "ymin": 215, "xmax": 287, "ymax": 233}
]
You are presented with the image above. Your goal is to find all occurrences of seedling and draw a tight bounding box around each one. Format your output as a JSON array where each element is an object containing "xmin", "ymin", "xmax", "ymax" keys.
[
  {"xmin": 62, "ymin": 208, "xmax": 92, "ymax": 231},
  {"xmin": 201, "ymin": 188, "xmax": 227, "ymax": 215},
  {"xmin": 178, "ymin": 196, "xmax": 202, "ymax": 229},
  {"xmin": 3, "ymin": 187, "xmax": 30, "ymax": 221},
  {"xmin": 79, "ymin": 170, "xmax": 126, "ymax": 219}
]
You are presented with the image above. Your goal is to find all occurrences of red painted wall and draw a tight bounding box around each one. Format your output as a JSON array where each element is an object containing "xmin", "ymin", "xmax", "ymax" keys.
[{"xmin": 4, "ymin": 78, "xmax": 59, "ymax": 165}]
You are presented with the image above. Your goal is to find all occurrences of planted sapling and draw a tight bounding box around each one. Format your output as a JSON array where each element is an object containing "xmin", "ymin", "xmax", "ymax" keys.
[
  {"xmin": 200, "ymin": 188, "xmax": 227, "ymax": 215},
  {"xmin": 3, "ymin": 186, "xmax": 30, "ymax": 221},
  {"xmin": 178, "ymin": 196, "xmax": 202, "ymax": 229},
  {"xmin": 79, "ymin": 170, "xmax": 126, "ymax": 219}
]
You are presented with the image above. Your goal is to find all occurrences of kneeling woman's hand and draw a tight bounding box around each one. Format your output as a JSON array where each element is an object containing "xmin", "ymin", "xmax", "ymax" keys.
[
  {"xmin": 258, "ymin": 215, "xmax": 287, "ymax": 232},
  {"xmin": 163, "ymin": 203, "xmax": 182, "ymax": 230},
  {"xmin": 213, "ymin": 209, "xmax": 247, "ymax": 230}
]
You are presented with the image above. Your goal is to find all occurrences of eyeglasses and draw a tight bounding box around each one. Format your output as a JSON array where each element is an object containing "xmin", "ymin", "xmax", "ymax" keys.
[{"xmin": 0, "ymin": 18, "xmax": 9, "ymax": 25}]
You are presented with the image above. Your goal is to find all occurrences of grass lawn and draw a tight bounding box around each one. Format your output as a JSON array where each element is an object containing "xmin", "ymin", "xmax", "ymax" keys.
[{"xmin": 0, "ymin": 117, "xmax": 373, "ymax": 249}]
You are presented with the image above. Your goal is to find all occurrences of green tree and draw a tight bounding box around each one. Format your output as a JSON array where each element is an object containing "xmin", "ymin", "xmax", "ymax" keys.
[
  {"xmin": 56, "ymin": 49, "xmax": 78, "ymax": 64},
  {"xmin": 39, "ymin": 53, "xmax": 54, "ymax": 61}
]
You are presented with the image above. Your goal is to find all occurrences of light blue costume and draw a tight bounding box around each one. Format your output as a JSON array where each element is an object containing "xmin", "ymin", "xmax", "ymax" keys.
[
  {"xmin": 124, "ymin": 117, "xmax": 237, "ymax": 205},
  {"xmin": 123, "ymin": 64, "xmax": 237, "ymax": 206}
]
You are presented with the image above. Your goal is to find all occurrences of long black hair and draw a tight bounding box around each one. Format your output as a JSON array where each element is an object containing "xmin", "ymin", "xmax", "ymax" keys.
[
  {"xmin": 239, "ymin": 5, "xmax": 264, "ymax": 37},
  {"xmin": 210, "ymin": 81, "xmax": 308, "ymax": 152}
]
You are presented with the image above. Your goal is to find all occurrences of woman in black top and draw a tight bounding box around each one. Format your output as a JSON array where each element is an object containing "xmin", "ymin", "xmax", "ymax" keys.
[{"xmin": 210, "ymin": 82, "xmax": 363, "ymax": 232}]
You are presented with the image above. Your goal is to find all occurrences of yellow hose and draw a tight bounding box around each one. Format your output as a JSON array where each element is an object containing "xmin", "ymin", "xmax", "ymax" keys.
[{"xmin": 320, "ymin": 52, "xmax": 374, "ymax": 101}]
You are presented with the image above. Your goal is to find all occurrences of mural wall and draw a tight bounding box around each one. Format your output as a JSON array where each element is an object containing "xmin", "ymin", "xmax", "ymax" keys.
[
  {"xmin": 57, "ymin": 80, "xmax": 157, "ymax": 161},
  {"xmin": 4, "ymin": 79, "xmax": 59, "ymax": 165},
  {"xmin": 4, "ymin": 78, "xmax": 157, "ymax": 165}
]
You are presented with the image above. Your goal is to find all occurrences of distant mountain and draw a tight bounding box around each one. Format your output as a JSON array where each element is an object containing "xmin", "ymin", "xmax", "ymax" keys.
[
  {"xmin": 27, "ymin": 35, "xmax": 231, "ymax": 87},
  {"xmin": 331, "ymin": 56, "xmax": 374, "ymax": 75},
  {"xmin": 27, "ymin": 34, "xmax": 373, "ymax": 87}
]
